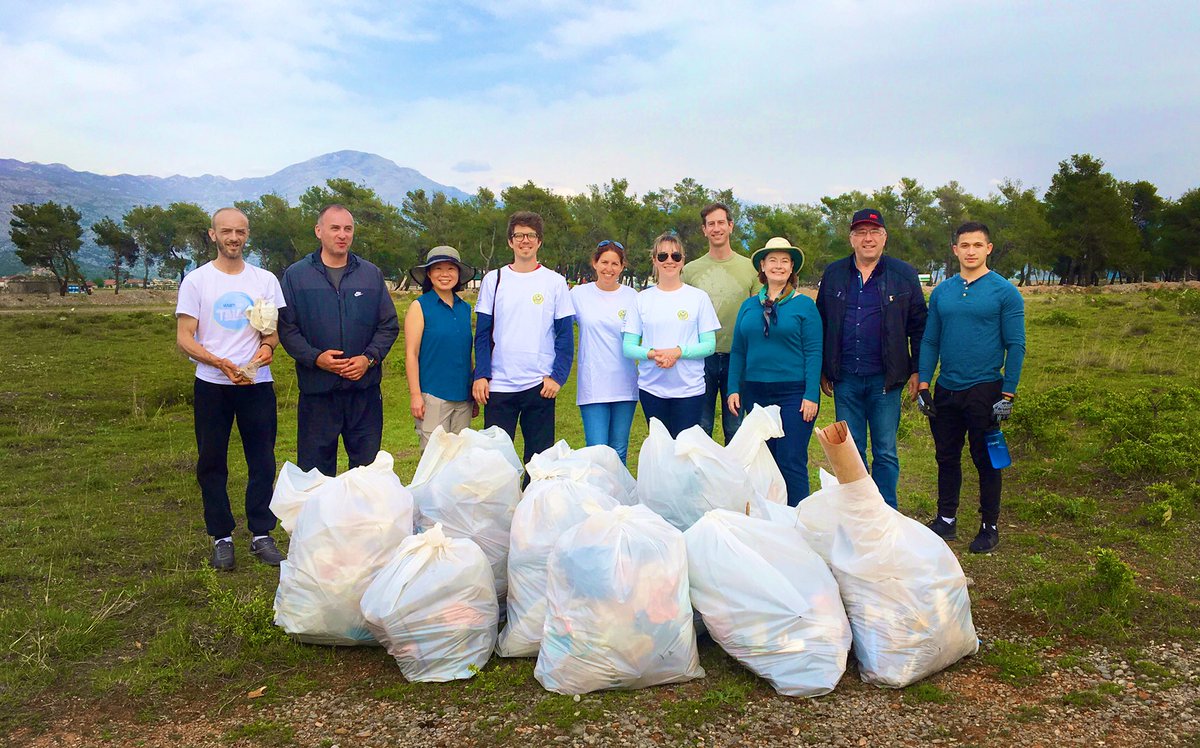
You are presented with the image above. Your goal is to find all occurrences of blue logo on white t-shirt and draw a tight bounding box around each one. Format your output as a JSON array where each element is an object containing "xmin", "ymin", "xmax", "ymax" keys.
[{"xmin": 213, "ymin": 291, "xmax": 253, "ymax": 330}]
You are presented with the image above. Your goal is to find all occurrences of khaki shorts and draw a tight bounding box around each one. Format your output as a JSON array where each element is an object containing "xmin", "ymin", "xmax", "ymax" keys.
[{"xmin": 415, "ymin": 393, "xmax": 473, "ymax": 452}]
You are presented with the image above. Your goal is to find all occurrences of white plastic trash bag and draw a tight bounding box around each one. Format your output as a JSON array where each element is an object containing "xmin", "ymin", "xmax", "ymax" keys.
[
  {"xmin": 245, "ymin": 298, "xmax": 279, "ymax": 334},
  {"xmin": 636, "ymin": 418, "xmax": 761, "ymax": 532},
  {"xmin": 274, "ymin": 451, "xmax": 414, "ymax": 646},
  {"xmin": 725, "ymin": 404, "xmax": 788, "ymax": 505},
  {"xmin": 526, "ymin": 441, "xmax": 638, "ymax": 505},
  {"xmin": 535, "ymin": 504, "xmax": 705, "ymax": 694},
  {"xmin": 409, "ymin": 427, "xmax": 523, "ymax": 601},
  {"xmin": 685, "ymin": 510, "xmax": 850, "ymax": 697},
  {"xmin": 359, "ymin": 524, "xmax": 499, "ymax": 682},
  {"xmin": 796, "ymin": 475, "xmax": 978, "ymax": 687},
  {"xmin": 498, "ymin": 478, "xmax": 619, "ymax": 657},
  {"xmin": 270, "ymin": 462, "xmax": 330, "ymax": 534}
]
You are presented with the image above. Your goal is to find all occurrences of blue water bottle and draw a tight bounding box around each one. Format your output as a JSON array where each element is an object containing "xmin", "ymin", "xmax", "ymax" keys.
[{"xmin": 985, "ymin": 428, "xmax": 1011, "ymax": 469}]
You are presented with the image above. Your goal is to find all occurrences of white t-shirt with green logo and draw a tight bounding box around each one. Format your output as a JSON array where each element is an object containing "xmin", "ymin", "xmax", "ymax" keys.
[
  {"xmin": 176, "ymin": 261, "xmax": 286, "ymax": 385},
  {"xmin": 570, "ymin": 282, "xmax": 639, "ymax": 405},
  {"xmin": 623, "ymin": 284, "xmax": 720, "ymax": 398},
  {"xmin": 477, "ymin": 265, "xmax": 574, "ymax": 393}
]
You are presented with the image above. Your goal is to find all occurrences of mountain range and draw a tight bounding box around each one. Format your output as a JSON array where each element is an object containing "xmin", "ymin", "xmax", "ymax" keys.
[{"xmin": 0, "ymin": 151, "xmax": 472, "ymax": 276}]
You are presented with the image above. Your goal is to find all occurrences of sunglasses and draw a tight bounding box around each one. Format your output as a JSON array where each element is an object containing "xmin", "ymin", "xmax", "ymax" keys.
[
  {"xmin": 655, "ymin": 252, "xmax": 683, "ymax": 263},
  {"xmin": 597, "ymin": 239, "xmax": 625, "ymax": 250}
]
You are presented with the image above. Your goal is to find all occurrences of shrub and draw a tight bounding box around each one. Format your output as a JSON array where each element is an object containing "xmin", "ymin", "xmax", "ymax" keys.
[
  {"xmin": 1137, "ymin": 482, "xmax": 1198, "ymax": 526},
  {"xmin": 1090, "ymin": 548, "xmax": 1136, "ymax": 612},
  {"xmin": 1036, "ymin": 309, "xmax": 1081, "ymax": 327}
]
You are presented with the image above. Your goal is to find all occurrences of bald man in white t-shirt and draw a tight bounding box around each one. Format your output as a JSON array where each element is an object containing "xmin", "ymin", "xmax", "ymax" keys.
[{"xmin": 176, "ymin": 208, "xmax": 285, "ymax": 572}]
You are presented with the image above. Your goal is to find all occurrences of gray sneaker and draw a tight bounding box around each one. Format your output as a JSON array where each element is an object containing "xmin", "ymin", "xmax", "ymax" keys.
[
  {"xmin": 211, "ymin": 539, "xmax": 235, "ymax": 571},
  {"xmin": 250, "ymin": 536, "xmax": 285, "ymax": 566}
]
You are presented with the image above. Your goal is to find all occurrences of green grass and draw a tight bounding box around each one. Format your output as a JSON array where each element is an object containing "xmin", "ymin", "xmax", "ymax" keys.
[
  {"xmin": 981, "ymin": 640, "xmax": 1045, "ymax": 686},
  {"xmin": 2, "ymin": 289, "xmax": 1200, "ymax": 740}
]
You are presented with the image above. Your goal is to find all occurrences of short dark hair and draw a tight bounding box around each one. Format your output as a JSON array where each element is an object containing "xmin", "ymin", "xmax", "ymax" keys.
[
  {"xmin": 954, "ymin": 221, "xmax": 991, "ymax": 243},
  {"xmin": 700, "ymin": 202, "xmax": 732, "ymax": 225},
  {"xmin": 507, "ymin": 211, "xmax": 544, "ymax": 239},
  {"xmin": 317, "ymin": 204, "xmax": 352, "ymax": 222},
  {"xmin": 592, "ymin": 241, "xmax": 627, "ymax": 265}
]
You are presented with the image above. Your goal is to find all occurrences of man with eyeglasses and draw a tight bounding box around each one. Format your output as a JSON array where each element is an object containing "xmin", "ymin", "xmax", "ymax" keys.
[
  {"xmin": 816, "ymin": 208, "xmax": 927, "ymax": 509},
  {"xmin": 473, "ymin": 211, "xmax": 575, "ymax": 471},
  {"xmin": 682, "ymin": 202, "xmax": 761, "ymax": 445}
]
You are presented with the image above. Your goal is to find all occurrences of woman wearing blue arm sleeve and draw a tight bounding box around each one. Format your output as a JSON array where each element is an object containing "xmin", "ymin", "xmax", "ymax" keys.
[
  {"xmin": 727, "ymin": 237, "xmax": 823, "ymax": 504},
  {"xmin": 621, "ymin": 232, "xmax": 720, "ymax": 437}
]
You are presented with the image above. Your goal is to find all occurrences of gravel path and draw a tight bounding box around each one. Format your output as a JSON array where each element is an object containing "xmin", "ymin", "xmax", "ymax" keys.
[{"xmin": 13, "ymin": 637, "xmax": 1199, "ymax": 747}]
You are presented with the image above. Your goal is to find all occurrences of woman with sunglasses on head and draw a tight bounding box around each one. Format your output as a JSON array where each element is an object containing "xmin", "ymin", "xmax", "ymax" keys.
[
  {"xmin": 622, "ymin": 232, "xmax": 720, "ymax": 438},
  {"xmin": 570, "ymin": 240, "xmax": 641, "ymax": 463},
  {"xmin": 404, "ymin": 246, "xmax": 478, "ymax": 453},
  {"xmin": 727, "ymin": 237, "xmax": 823, "ymax": 505}
]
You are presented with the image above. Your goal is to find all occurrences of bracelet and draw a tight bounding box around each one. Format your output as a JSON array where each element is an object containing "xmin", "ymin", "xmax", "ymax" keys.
[{"xmin": 260, "ymin": 342, "xmax": 275, "ymax": 351}]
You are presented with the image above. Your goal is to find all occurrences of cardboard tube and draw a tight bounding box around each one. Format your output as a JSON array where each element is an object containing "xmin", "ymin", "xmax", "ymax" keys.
[{"xmin": 815, "ymin": 421, "xmax": 870, "ymax": 484}]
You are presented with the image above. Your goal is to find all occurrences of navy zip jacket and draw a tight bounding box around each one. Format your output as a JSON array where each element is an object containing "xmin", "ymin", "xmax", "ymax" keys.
[
  {"xmin": 278, "ymin": 249, "xmax": 400, "ymax": 395},
  {"xmin": 815, "ymin": 254, "xmax": 927, "ymax": 392}
]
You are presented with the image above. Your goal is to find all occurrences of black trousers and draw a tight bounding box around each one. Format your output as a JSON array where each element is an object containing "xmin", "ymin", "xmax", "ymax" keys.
[
  {"xmin": 297, "ymin": 385, "xmax": 384, "ymax": 477},
  {"xmin": 193, "ymin": 379, "xmax": 278, "ymax": 539},
  {"xmin": 929, "ymin": 379, "xmax": 1003, "ymax": 525},
  {"xmin": 484, "ymin": 384, "xmax": 556, "ymax": 470}
]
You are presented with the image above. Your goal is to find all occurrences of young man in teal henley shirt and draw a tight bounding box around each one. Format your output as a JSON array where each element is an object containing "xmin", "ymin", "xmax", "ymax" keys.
[{"xmin": 917, "ymin": 222, "xmax": 1026, "ymax": 554}]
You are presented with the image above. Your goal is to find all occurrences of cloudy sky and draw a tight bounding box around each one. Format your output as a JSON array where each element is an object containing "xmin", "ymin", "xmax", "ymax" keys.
[{"xmin": 2, "ymin": 0, "xmax": 1197, "ymax": 204}]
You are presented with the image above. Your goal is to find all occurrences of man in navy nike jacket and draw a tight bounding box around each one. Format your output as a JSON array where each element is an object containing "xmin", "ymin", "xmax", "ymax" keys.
[{"xmin": 278, "ymin": 204, "xmax": 399, "ymax": 476}]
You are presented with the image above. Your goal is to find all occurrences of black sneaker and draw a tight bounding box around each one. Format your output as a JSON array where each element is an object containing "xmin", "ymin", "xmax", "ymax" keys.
[
  {"xmin": 211, "ymin": 539, "xmax": 235, "ymax": 571},
  {"xmin": 969, "ymin": 524, "xmax": 1000, "ymax": 554},
  {"xmin": 250, "ymin": 536, "xmax": 285, "ymax": 566},
  {"xmin": 926, "ymin": 517, "xmax": 957, "ymax": 541}
]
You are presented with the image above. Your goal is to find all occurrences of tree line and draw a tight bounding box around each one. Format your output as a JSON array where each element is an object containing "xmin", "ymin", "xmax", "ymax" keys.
[{"xmin": 10, "ymin": 153, "xmax": 1199, "ymax": 296}]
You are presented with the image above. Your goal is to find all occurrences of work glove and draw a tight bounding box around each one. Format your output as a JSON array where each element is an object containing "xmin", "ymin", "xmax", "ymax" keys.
[
  {"xmin": 992, "ymin": 395, "xmax": 1014, "ymax": 421},
  {"xmin": 916, "ymin": 389, "xmax": 937, "ymax": 418}
]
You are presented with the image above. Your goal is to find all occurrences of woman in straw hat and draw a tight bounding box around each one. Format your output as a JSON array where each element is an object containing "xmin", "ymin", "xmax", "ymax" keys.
[
  {"xmin": 570, "ymin": 239, "xmax": 640, "ymax": 463},
  {"xmin": 622, "ymin": 232, "xmax": 720, "ymax": 437},
  {"xmin": 404, "ymin": 246, "xmax": 478, "ymax": 451},
  {"xmin": 727, "ymin": 237, "xmax": 823, "ymax": 504}
]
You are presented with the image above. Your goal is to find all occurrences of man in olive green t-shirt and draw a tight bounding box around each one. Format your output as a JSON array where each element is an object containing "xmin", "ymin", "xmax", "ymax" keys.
[{"xmin": 682, "ymin": 202, "xmax": 761, "ymax": 444}]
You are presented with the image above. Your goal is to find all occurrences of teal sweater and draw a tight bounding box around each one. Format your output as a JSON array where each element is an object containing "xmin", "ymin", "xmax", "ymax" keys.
[
  {"xmin": 919, "ymin": 271, "xmax": 1026, "ymax": 393},
  {"xmin": 728, "ymin": 290, "xmax": 823, "ymax": 402}
]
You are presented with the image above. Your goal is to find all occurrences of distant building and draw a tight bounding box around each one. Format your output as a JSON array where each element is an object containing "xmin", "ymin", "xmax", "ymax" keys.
[{"xmin": 3, "ymin": 275, "xmax": 58, "ymax": 294}]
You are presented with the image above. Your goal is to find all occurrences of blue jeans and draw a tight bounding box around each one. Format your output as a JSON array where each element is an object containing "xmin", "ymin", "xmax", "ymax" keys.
[
  {"xmin": 639, "ymin": 390, "xmax": 706, "ymax": 438},
  {"xmin": 832, "ymin": 372, "xmax": 901, "ymax": 508},
  {"xmin": 741, "ymin": 381, "xmax": 816, "ymax": 506},
  {"xmin": 579, "ymin": 401, "xmax": 637, "ymax": 464},
  {"xmin": 700, "ymin": 353, "xmax": 742, "ymax": 445}
]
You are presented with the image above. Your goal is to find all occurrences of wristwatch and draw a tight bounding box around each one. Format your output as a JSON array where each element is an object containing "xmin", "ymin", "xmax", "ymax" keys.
[{"xmin": 366, "ymin": 356, "xmax": 377, "ymax": 368}]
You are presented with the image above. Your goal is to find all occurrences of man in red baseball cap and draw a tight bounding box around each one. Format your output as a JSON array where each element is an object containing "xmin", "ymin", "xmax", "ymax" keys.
[{"xmin": 815, "ymin": 208, "xmax": 927, "ymax": 508}]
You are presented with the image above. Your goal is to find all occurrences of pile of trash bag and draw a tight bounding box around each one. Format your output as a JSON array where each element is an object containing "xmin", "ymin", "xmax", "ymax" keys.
[
  {"xmin": 498, "ymin": 476, "xmax": 619, "ymax": 657},
  {"xmin": 409, "ymin": 426, "xmax": 523, "ymax": 602},
  {"xmin": 797, "ymin": 468, "xmax": 978, "ymax": 687},
  {"xmin": 635, "ymin": 419, "xmax": 763, "ymax": 532},
  {"xmin": 724, "ymin": 405, "xmax": 788, "ymax": 506},
  {"xmin": 272, "ymin": 451, "xmax": 414, "ymax": 645},
  {"xmin": 685, "ymin": 509, "xmax": 850, "ymax": 696},
  {"xmin": 526, "ymin": 441, "xmax": 637, "ymax": 506},
  {"xmin": 535, "ymin": 504, "xmax": 705, "ymax": 694},
  {"xmin": 360, "ymin": 523, "xmax": 498, "ymax": 681}
]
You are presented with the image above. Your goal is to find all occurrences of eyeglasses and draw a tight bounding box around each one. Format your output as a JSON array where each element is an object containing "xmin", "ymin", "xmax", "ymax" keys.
[
  {"xmin": 655, "ymin": 252, "xmax": 683, "ymax": 263},
  {"xmin": 511, "ymin": 231, "xmax": 539, "ymax": 242},
  {"xmin": 850, "ymin": 227, "xmax": 885, "ymax": 237},
  {"xmin": 597, "ymin": 239, "xmax": 625, "ymax": 250},
  {"xmin": 762, "ymin": 298, "xmax": 778, "ymax": 337}
]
